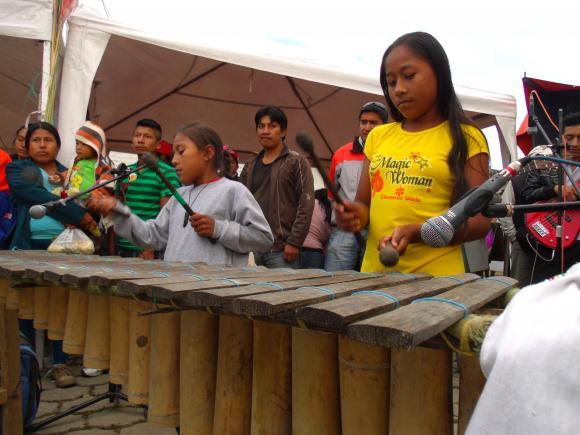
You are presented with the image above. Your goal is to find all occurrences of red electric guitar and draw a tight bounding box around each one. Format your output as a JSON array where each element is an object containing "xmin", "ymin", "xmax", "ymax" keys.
[
  {"xmin": 525, "ymin": 203, "xmax": 579, "ymax": 249},
  {"xmin": 523, "ymin": 153, "xmax": 579, "ymax": 249}
]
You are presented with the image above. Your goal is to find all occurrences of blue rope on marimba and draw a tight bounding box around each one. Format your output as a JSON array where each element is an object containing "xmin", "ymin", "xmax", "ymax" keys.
[
  {"xmin": 254, "ymin": 282, "xmax": 284, "ymax": 291},
  {"xmin": 411, "ymin": 297, "xmax": 468, "ymax": 318},
  {"xmin": 298, "ymin": 286, "xmax": 335, "ymax": 299},
  {"xmin": 352, "ymin": 290, "xmax": 400, "ymax": 308}
]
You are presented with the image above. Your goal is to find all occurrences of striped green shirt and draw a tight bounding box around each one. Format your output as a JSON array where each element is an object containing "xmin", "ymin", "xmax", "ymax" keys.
[{"xmin": 116, "ymin": 161, "xmax": 180, "ymax": 251}]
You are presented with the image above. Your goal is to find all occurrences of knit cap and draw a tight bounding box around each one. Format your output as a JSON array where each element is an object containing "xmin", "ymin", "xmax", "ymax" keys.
[{"xmin": 75, "ymin": 121, "xmax": 106, "ymax": 158}]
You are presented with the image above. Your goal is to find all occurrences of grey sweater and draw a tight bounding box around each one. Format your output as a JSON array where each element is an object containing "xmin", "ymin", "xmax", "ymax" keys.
[{"xmin": 111, "ymin": 178, "xmax": 273, "ymax": 266}]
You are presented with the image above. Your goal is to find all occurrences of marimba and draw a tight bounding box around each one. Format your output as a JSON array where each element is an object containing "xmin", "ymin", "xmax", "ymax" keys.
[{"xmin": 0, "ymin": 251, "xmax": 517, "ymax": 435}]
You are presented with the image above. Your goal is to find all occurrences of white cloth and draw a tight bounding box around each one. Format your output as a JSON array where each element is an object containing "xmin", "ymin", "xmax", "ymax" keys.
[{"xmin": 467, "ymin": 263, "xmax": 580, "ymax": 435}]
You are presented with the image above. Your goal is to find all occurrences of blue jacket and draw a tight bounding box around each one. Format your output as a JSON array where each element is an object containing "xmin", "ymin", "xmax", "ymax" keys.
[{"xmin": 6, "ymin": 158, "xmax": 85, "ymax": 249}]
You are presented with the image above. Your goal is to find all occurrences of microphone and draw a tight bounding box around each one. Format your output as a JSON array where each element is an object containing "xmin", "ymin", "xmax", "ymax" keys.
[
  {"xmin": 527, "ymin": 94, "xmax": 538, "ymax": 137},
  {"xmin": 28, "ymin": 200, "xmax": 64, "ymax": 219},
  {"xmin": 110, "ymin": 163, "xmax": 128, "ymax": 175},
  {"xmin": 481, "ymin": 203, "xmax": 514, "ymax": 218},
  {"xmin": 142, "ymin": 152, "xmax": 194, "ymax": 216},
  {"xmin": 29, "ymin": 205, "xmax": 48, "ymax": 219},
  {"xmin": 421, "ymin": 158, "xmax": 529, "ymax": 247}
]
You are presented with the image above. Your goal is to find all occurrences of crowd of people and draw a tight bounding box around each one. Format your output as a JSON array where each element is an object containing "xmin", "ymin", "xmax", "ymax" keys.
[{"xmin": 0, "ymin": 32, "xmax": 577, "ymax": 413}]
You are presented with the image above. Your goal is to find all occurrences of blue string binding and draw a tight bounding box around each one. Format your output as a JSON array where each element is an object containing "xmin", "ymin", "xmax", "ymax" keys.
[
  {"xmin": 411, "ymin": 297, "xmax": 468, "ymax": 318},
  {"xmin": 298, "ymin": 286, "xmax": 335, "ymax": 299},
  {"xmin": 441, "ymin": 276, "xmax": 465, "ymax": 284},
  {"xmin": 152, "ymin": 271, "xmax": 169, "ymax": 277},
  {"xmin": 485, "ymin": 277, "xmax": 512, "ymax": 286},
  {"xmin": 352, "ymin": 290, "xmax": 400, "ymax": 308},
  {"xmin": 254, "ymin": 282, "xmax": 285, "ymax": 291},
  {"xmin": 220, "ymin": 278, "xmax": 240, "ymax": 287}
]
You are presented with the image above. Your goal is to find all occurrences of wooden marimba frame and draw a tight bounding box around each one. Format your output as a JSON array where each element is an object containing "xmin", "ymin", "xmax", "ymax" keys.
[{"xmin": 0, "ymin": 251, "xmax": 517, "ymax": 435}]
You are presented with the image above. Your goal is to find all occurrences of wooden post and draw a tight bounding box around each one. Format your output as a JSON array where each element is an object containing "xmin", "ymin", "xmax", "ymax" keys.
[
  {"xmin": 1, "ymin": 305, "xmax": 23, "ymax": 435},
  {"xmin": 213, "ymin": 315, "xmax": 253, "ymax": 435},
  {"xmin": 251, "ymin": 320, "xmax": 291, "ymax": 435},
  {"xmin": 5, "ymin": 288, "xmax": 19, "ymax": 310},
  {"xmin": 179, "ymin": 310, "xmax": 218, "ymax": 435},
  {"xmin": 0, "ymin": 278, "xmax": 7, "ymax": 304},
  {"xmin": 109, "ymin": 296, "xmax": 130, "ymax": 385},
  {"xmin": 148, "ymin": 310, "xmax": 180, "ymax": 427},
  {"xmin": 18, "ymin": 287, "xmax": 35, "ymax": 320},
  {"xmin": 339, "ymin": 336, "xmax": 390, "ymax": 435},
  {"xmin": 389, "ymin": 348, "xmax": 453, "ymax": 435},
  {"xmin": 48, "ymin": 286, "xmax": 69, "ymax": 340},
  {"xmin": 34, "ymin": 287, "xmax": 50, "ymax": 330},
  {"xmin": 128, "ymin": 299, "xmax": 151, "ymax": 405},
  {"xmin": 292, "ymin": 327, "xmax": 340, "ymax": 435},
  {"xmin": 63, "ymin": 289, "xmax": 89, "ymax": 355},
  {"xmin": 457, "ymin": 355, "xmax": 486, "ymax": 435},
  {"xmin": 83, "ymin": 294, "xmax": 110, "ymax": 369}
]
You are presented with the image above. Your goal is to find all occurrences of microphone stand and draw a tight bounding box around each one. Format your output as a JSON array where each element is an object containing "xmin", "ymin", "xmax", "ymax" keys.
[
  {"xmin": 31, "ymin": 163, "xmax": 146, "ymax": 217},
  {"xmin": 64, "ymin": 163, "xmax": 146, "ymax": 203},
  {"xmin": 483, "ymin": 201, "xmax": 580, "ymax": 217},
  {"xmin": 555, "ymin": 110, "xmax": 565, "ymax": 272}
]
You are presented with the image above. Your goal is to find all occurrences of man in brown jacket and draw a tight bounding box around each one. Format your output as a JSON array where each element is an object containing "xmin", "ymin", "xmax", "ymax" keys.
[{"xmin": 240, "ymin": 106, "xmax": 314, "ymax": 268}]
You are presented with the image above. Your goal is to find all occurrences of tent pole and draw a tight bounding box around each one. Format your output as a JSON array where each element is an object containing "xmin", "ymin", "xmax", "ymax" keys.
[
  {"xmin": 40, "ymin": 40, "xmax": 51, "ymax": 120},
  {"xmin": 286, "ymin": 77, "xmax": 334, "ymax": 157},
  {"xmin": 104, "ymin": 62, "xmax": 226, "ymax": 132}
]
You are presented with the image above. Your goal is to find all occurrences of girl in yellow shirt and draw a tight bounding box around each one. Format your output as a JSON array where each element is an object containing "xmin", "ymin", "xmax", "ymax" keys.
[{"xmin": 336, "ymin": 32, "xmax": 491, "ymax": 275}]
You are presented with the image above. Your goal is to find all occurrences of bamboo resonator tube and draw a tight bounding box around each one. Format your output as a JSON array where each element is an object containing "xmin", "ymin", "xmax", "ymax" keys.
[{"xmin": 0, "ymin": 252, "xmax": 518, "ymax": 435}]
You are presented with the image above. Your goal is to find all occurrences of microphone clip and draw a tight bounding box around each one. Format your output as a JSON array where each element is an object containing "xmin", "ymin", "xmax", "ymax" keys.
[{"xmin": 109, "ymin": 163, "xmax": 130, "ymax": 176}]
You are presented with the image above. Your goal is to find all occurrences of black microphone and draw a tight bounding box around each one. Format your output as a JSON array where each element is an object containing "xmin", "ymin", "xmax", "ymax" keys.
[
  {"xmin": 527, "ymin": 94, "xmax": 538, "ymax": 137},
  {"xmin": 481, "ymin": 203, "xmax": 514, "ymax": 218},
  {"xmin": 110, "ymin": 162, "xmax": 128, "ymax": 175},
  {"xmin": 420, "ymin": 158, "xmax": 530, "ymax": 247}
]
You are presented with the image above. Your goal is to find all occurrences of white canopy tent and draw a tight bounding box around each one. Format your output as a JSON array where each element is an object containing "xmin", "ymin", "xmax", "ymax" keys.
[
  {"xmin": 58, "ymin": 6, "xmax": 518, "ymax": 166},
  {"xmin": 0, "ymin": 0, "xmax": 53, "ymax": 151}
]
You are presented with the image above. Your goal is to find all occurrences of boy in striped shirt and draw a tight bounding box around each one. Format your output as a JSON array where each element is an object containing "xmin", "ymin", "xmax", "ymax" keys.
[{"xmin": 116, "ymin": 119, "xmax": 180, "ymax": 258}]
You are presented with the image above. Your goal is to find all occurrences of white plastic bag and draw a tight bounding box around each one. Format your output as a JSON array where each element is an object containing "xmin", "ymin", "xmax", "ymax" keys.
[{"xmin": 47, "ymin": 228, "xmax": 95, "ymax": 254}]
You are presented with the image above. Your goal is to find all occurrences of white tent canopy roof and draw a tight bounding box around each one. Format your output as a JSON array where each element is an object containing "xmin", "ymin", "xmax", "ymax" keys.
[
  {"xmin": 0, "ymin": 0, "xmax": 53, "ymax": 150},
  {"xmin": 59, "ymin": 5, "xmax": 517, "ymax": 165},
  {"xmin": 0, "ymin": 0, "xmax": 52, "ymax": 41}
]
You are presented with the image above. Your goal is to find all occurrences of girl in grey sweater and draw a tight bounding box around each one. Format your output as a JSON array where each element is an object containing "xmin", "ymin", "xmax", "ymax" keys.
[{"xmin": 87, "ymin": 123, "xmax": 273, "ymax": 266}]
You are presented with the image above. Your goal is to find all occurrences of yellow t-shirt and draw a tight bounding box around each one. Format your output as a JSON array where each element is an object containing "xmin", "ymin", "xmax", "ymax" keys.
[{"xmin": 361, "ymin": 121, "xmax": 488, "ymax": 275}]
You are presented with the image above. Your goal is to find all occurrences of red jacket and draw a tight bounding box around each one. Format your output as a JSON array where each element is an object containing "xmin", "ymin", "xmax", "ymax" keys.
[{"xmin": 0, "ymin": 149, "xmax": 13, "ymax": 192}]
